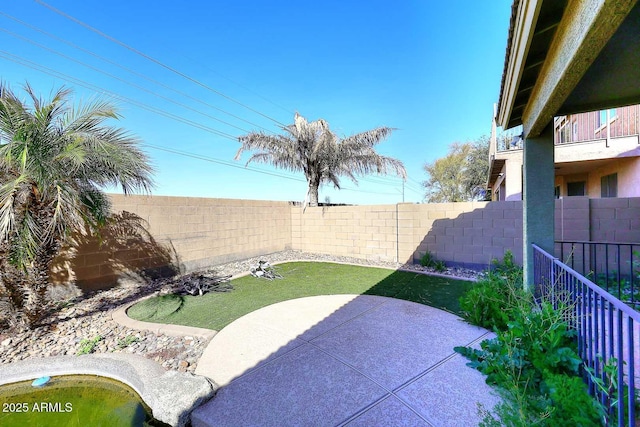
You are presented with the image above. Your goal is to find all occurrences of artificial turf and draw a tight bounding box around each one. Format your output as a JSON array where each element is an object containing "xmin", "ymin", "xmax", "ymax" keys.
[{"xmin": 127, "ymin": 261, "xmax": 474, "ymax": 331}]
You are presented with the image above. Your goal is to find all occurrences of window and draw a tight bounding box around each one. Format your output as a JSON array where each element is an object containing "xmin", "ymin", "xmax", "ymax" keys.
[
  {"xmin": 601, "ymin": 173, "xmax": 618, "ymax": 198},
  {"xmin": 567, "ymin": 181, "xmax": 586, "ymax": 196},
  {"xmin": 597, "ymin": 109, "xmax": 617, "ymax": 129}
]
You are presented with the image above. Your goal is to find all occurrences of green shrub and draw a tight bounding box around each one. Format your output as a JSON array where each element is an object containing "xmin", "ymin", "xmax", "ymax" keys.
[
  {"xmin": 420, "ymin": 251, "xmax": 436, "ymax": 267},
  {"xmin": 456, "ymin": 252, "xmax": 605, "ymax": 426},
  {"xmin": 126, "ymin": 294, "xmax": 184, "ymax": 321},
  {"xmin": 420, "ymin": 252, "xmax": 447, "ymax": 272},
  {"xmin": 117, "ymin": 334, "xmax": 139, "ymax": 349},
  {"xmin": 457, "ymin": 302, "xmax": 602, "ymax": 426},
  {"xmin": 77, "ymin": 335, "xmax": 103, "ymax": 355},
  {"xmin": 459, "ymin": 251, "xmax": 525, "ymax": 331},
  {"xmin": 433, "ymin": 260, "xmax": 447, "ymax": 272},
  {"xmin": 543, "ymin": 374, "xmax": 603, "ymax": 426}
]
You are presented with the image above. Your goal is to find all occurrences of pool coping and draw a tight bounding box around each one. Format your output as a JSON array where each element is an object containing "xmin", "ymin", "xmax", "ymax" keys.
[{"xmin": 0, "ymin": 353, "xmax": 216, "ymax": 427}]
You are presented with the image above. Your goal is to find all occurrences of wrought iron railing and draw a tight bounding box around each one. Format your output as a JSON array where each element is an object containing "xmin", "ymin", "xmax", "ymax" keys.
[
  {"xmin": 534, "ymin": 244, "xmax": 639, "ymax": 426},
  {"xmin": 556, "ymin": 241, "xmax": 640, "ymax": 311}
]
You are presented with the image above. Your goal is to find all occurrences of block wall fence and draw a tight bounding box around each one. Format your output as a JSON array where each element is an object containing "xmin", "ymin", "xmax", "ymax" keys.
[{"xmin": 64, "ymin": 194, "xmax": 640, "ymax": 290}]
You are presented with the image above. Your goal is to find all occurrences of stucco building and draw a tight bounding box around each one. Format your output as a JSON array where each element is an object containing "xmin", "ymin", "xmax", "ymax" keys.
[{"xmin": 488, "ymin": 104, "xmax": 640, "ymax": 201}]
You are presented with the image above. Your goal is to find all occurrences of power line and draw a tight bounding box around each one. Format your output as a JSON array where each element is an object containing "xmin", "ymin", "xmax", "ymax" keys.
[
  {"xmin": 143, "ymin": 144, "xmax": 305, "ymax": 182},
  {"xmin": 35, "ymin": 0, "xmax": 288, "ymax": 128},
  {"xmin": 180, "ymin": 52, "xmax": 295, "ymax": 116},
  {"xmin": 0, "ymin": 11, "xmax": 274, "ymax": 133},
  {"xmin": 0, "ymin": 50, "xmax": 238, "ymax": 140},
  {"xmin": 144, "ymin": 145, "xmax": 398, "ymax": 195},
  {"xmin": 0, "ymin": 51, "xmax": 398, "ymax": 197},
  {"xmin": 0, "ymin": 27, "xmax": 254, "ymax": 134},
  {"xmin": 359, "ymin": 175, "xmax": 423, "ymax": 193}
]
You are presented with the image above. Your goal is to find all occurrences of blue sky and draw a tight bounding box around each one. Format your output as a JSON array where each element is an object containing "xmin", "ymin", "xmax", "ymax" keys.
[{"xmin": 1, "ymin": 1, "xmax": 512, "ymax": 204}]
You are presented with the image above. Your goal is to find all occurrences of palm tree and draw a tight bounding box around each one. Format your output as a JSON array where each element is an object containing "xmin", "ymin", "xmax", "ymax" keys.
[
  {"xmin": 236, "ymin": 113, "xmax": 406, "ymax": 206},
  {"xmin": 0, "ymin": 83, "xmax": 153, "ymax": 328}
]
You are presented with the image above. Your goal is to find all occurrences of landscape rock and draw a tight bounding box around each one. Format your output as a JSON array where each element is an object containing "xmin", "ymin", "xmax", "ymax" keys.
[{"xmin": 0, "ymin": 250, "xmax": 483, "ymax": 376}]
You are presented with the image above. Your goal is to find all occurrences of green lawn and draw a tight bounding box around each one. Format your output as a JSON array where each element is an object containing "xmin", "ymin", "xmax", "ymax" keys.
[{"xmin": 127, "ymin": 262, "xmax": 474, "ymax": 331}]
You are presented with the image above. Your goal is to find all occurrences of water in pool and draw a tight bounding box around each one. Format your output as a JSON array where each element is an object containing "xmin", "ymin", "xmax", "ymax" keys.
[{"xmin": 0, "ymin": 374, "xmax": 167, "ymax": 426}]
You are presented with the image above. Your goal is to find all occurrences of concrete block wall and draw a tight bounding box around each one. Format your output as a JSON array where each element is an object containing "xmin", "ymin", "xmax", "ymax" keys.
[
  {"xmin": 405, "ymin": 201, "xmax": 523, "ymax": 269},
  {"xmin": 555, "ymin": 197, "xmax": 591, "ymax": 242},
  {"xmin": 589, "ymin": 197, "xmax": 640, "ymax": 242},
  {"xmin": 111, "ymin": 194, "xmax": 293, "ymax": 271},
  {"xmin": 291, "ymin": 205, "xmax": 398, "ymax": 262},
  {"xmin": 292, "ymin": 201, "xmax": 525, "ymax": 269},
  {"xmin": 553, "ymin": 197, "xmax": 640, "ymax": 277},
  {"xmin": 65, "ymin": 194, "xmax": 640, "ymax": 290},
  {"xmin": 70, "ymin": 194, "xmax": 292, "ymax": 289}
]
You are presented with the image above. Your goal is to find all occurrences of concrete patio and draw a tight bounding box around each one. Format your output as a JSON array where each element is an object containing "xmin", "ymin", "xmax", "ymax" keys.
[{"xmin": 192, "ymin": 294, "xmax": 499, "ymax": 427}]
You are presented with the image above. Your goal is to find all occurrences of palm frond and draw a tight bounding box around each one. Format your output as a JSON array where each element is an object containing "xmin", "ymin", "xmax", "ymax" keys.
[
  {"xmin": 237, "ymin": 113, "xmax": 405, "ymax": 206},
  {"xmin": 0, "ymin": 175, "xmax": 27, "ymax": 242},
  {"xmin": 339, "ymin": 126, "xmax": 395, "ymax": 149},
  {"xmin": 10, "ymin": 209, "xmax": 41, "ymax": 270}
]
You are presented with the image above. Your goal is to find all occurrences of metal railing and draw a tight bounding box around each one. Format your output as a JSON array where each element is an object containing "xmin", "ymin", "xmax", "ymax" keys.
[
  {"xmin": 534, "ymin": 244, "xmax": 639, "ymax": 426},
  {"xmin": 493, "ymin": 105, "xmax": 640, "ymax": 153},
  {"xmin": 556, "ymin": 241, "xmax": 640, "ymax": 311},
  {"xmin": 555, "ymin": 104, "xmax": 640, "ymax": 145}
]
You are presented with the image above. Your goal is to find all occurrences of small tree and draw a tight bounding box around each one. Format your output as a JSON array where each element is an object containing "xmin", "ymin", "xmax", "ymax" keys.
[
  {"xmin": 422, "ymin": 136, "xmax": 490, "ymax": 203},
  {"xmin": 0, "ymin": 84, "xmax": 154, "ymax": 329},
  {"xmin": 236, "ymin": 113, "xmax": 406, "ymax": 206}
]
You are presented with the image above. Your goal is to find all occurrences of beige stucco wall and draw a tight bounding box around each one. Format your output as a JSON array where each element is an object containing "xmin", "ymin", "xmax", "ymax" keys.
[
  {"xmin": 555, "ymin": 135, "xmax": 640, "ymax": 163},
  {"xmin": 585, "ymin": 157, "xmax": 640, "ymax": 198},
  {"xmin": 493, "ymin": 149, "xmax": 523, "ymax": 201},
  {"xmin": 498, "ymin": 137, "xmax": 640, "ymax": 199}
]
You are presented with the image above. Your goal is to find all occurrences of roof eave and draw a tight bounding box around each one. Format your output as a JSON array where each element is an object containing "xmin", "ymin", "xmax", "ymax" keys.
[{"xmin": 497, "ymin": 0, "xmax": 543, "ymax": 130}]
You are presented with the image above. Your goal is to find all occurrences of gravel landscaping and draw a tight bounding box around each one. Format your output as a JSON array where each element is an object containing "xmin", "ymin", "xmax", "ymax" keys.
[{"xmin": 0, "ymin": 250, "xmax": 484, "ymax": 373}]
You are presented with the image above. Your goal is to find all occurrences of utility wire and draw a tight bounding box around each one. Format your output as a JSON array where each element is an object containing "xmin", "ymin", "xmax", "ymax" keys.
[
  {"xmin": 0, "ymin": 51, "xmax": 398, "ymax": 197},
  {"xmin": 143, "ymin": 144, "xmax": 305, "ymax": 182},
  {"xmin": 0, "ymin": 50, "xmax": 238, "ymax": 140},
  {"xmin": 359, "ymin": 176, "xmax": 422, "ymax": 194},
  {"xmin": 144, "ymin": 145, "xmax": 398, "ymax": 195},
  {"xmin": 409, "ymin": 177, "xmax": 424, "ymax": 187},
  {"xmin": 2, "ymin": 12, "xmax": 411, "ymax": 195},
  {"xmin": 35, "ymin": 0, "xmax": 288, "ymax": 127},
  {"xmin": 0, "ymin": 11, "xmax": 274, "ymax": 133},
  {"xmin": 1, "ymin": 28, "xmax": 253, "ymax": 134},
  {"xmin": 181, "ymin": 53, "xmax": 295, "ymax": 116}
]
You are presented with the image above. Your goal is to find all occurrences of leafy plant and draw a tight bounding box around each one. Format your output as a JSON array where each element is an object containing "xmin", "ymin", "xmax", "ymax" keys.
[
  {"xmin": 585, "ymin": 356, "xmax": 640, "ymax": 426},
  {"xmin": 77, "ymin": 335, "xmax": 103, "ymax": 355},
  {"xmin": 116, "ymin": 334, "xmax": 139, "ymax": 349},
  {"xmin": 420, "ymin": 251, "xmax": 436, "ymax": 268},
  {"xmin": 459, "ymin": 251, "xmax": 525, "ymax": 330},
  {"xmin": 420, "ymin": 252, "xmax": 447, "ymax": 272},
  {"xmin": 0, "ymin": 83, "xmax": 154, "ymax": 330},
  {"xmin": 433, "ymin": 260, "xmax": 447, "ymax": 272},
  {"xmin": 457, "ymin": 252, "xmax": 605, "ymax": 426}
]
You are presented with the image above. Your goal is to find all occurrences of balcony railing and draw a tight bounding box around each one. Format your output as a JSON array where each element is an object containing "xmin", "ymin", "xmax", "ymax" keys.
[
  {"xmin": 534, "ymin": 244, "xmax": 639, "ymax": 426},
  {"xmin": 555, "ymin": 104, "xmax": 640, "ymax": 145},
  {"xmin": 494, "ymin": 105, "xmax": 640, "ymax": 152},
  {"xmin": 556, "ymin": 241, "xmax": 640, "ymax": 311}
]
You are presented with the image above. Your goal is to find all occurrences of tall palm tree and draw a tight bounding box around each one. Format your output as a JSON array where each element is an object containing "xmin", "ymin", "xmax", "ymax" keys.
[
  {"xmin": 0, "ymin": 83, "xmax": 153, "ymax": 328},
  {"xmin": 236, "ymin": 113, "xmax": 406, "ymax": 206}
]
